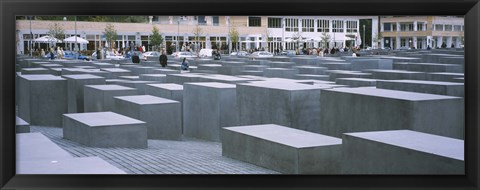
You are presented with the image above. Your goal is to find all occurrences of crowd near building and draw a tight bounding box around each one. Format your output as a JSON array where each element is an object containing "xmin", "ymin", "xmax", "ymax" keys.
[
  {"xmin": 16, "ymin": 16, "xmax": 463, "ymax": 56},
  {"xmin": 16, "ymin": 16, "xmax": 380, "ymax": 56}
]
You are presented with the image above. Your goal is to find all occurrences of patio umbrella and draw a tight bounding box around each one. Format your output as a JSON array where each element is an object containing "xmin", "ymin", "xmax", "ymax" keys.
[
  {"xmin": 63, "ymin": 36, "xmax": 89, "ymax": 44},
  {"xmin": 33, "ymin": 36, "xmax": 62, "ymax": 43}
]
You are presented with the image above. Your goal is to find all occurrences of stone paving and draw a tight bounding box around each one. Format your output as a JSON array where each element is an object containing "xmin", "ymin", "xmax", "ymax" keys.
[{"xmin": 31, "ymin": 125, "xmax": 279, "ymax": 174}]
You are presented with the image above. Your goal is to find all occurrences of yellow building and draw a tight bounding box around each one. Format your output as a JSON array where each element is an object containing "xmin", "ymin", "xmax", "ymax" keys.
[{"xmin": 379, "ymin": 16, "xmax": 464, "ymax": 49}]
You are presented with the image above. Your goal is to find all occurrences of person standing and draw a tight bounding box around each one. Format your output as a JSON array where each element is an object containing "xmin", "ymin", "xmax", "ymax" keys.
[
  {"xmin": 159, "ymin": 51, "xmax": 168, "ymax": 67},
  {"xmin": 40, "ymin": 49, "xmax": 45, "ymax": 58}
]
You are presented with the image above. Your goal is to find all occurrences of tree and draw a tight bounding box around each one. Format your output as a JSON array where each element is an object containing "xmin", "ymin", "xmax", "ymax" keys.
[
  {"xmin": 192, "ymin": 25, "xmax": 203, "ymax": 53},
  {"xmin": 264, "ymin": 28, "xmax": 271, "ymax": 52},
  {"xmin": 373, "ymin": 32, "xmax": 382, "ymax": 49},
  {"xmin": 150, "ymin": 26, "xmax": 164, "ymax": 52},
  {"xmin": 229, "ymin": 27, "xmax": 239, "ymax": 51},
  {"xmin": 320, "ymin": 32, "xmax": 331, "ymax": 48},
  {"xmin": 103, "ymin": 23, "xmax": 117, "ymax": 50},
  {"xmin": 48, "ymin": 23, "xmax": 65, "ymax": 47}
]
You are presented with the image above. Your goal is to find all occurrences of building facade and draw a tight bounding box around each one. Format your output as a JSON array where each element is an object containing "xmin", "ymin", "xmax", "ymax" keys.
[
  {"xmin": 379, "ymin": 16, "xmax": 464, "ymax": 49},
  {"xmin": 16, "ymin": 16, "xmax": 378, "ymax": 55}
]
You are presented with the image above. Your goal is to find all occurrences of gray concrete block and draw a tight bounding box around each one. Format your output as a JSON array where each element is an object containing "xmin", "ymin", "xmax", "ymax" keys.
[
  {"xmin": 290, "ymin": 57, "xmax": 320, "ymax": 65},
  {"xmin": 199, "ymin": 74, "xmax": 257, "ymax": 84},
  {"xmin": 165, "ymin": 73, "xmax": 206, "ymax": 84},
  {"xmin": 365, "ymin": 69, "xmax": 426, "ymax": 80},
  {"xmin": 49, "ymin": 68, "xmax": 63, "ymax": 76},
  {"xmin": 350, "ymin": 59, "xmax": 393, "ymax": 71},
  {"xmin": 426, "ymin": 72, "xmax": 464, "ymax": 82},
  {"xmin": 222, "ymin": 124, "xmax": 342, "ymax": 174},
  {"xmin": 376, "ymin": 80, "xmax": 464, "ymax": 97},
  {"xmin": 318, "ymin": 62, "xmax": 351, "ymax": 70},
  {"xmin": 38, "ymin": 63, "xmax": 63, "ymax": 69},
  {"xmin": 263, "ymin": 68, "xmax": 299, "ymax": 79},
  {"xmin": 438, "ymin": 57, "xmax": 464, "ymax": 65},
  {"xmin": 328, "ymin": 71, "xmax": 372, "ymax": 81},
  {"xmin": 295, "ymin": 74, "xmax": 330, "ymax": 81},
  {"xmin": 21, "ymin": 68, "xmax": 51, "ymax": 75},
  {"xmin": 319, "ymin": 87, "xmax": 464, "ymax": 139},
  {"xmin": 116, "ymin": 80, "xmax": 162, "ymax": 94},
  {"xmin": 152, "ymin": 68, "xmax": 181, "ymax": 75},
  {"xmin": 105, "ymin": 79, "xmax": 129, "ymax": 84},
  {"xmin": 100, "ymin": 68, "xmax": 132, "ymax": 79},
  {"xmin": 269, "ymin": 61, "xmax": 296, "ymax": 68},
  {"xmin": 237, "ymin": 81, "xmax": 326, "ymax": 133},
  {"xmin": 83, "ymin": 85, "xmax": 138, "ymax": 112},
  {"xmin": 342, "ymin": 130, "xmax": 464, "ymax": 174},
  {"xmin": 399, "ymin": 63, "xmax": 463, "ymax": 73},
  {"xmin": 183, "ymin": 82, "xmax": 238, "ymax": 141},
  {"xmin": 293, "ymin": 66, "xmax": 327, "ymax": 75},
  {"xmin": 139, "ymin": 74, "xmax": 167, "ymax": 82},
  {"xmin": 63, "ymin": 111, "xmax": 147, "ymax": 148},
  {"xmin": 243, "ymin": 65, "xmax": 268, "ymax": 71},
  {"xmin": 16, "ymin": 132, "xmax": 73, "ymax": 161},
  {"xmin": 18, "ymin": 75, "xmax": 67, "ymax": 127},
  {"xmin": 17, "ymin": 157, "xmax": 127, "ymax": 174},
  {"xmin": 114, "ymin": 95, "xmax": 182, "ymax": 140},
  {"xmin": 118, "ymin": 76, "xmax": 140, "ymax": 81},
  {"xmin": 241, "ymin": 70, "xmax": 263, "ymax": 76},
  {"xmin": 16, "ymin": 116, "xmax": 30, "ymax": 133},
  {"xmin": 63, "ymin": 74, "xmax": 106, "ymax": 113},
  {"xmin": 92, "ymin": 62, "xmax": 116, "ymax": 68},
  {"xmin": 130, "ymin": 66, "xmax": 157, "ymax": 75},
  {"xmin": 335, "ymin": 78, "xmax": 377, "ymax": 87}
]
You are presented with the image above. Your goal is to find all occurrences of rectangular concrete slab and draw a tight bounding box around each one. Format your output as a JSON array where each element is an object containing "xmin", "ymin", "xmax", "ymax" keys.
[
  {"xmin": 237, "ymin": 81, "xmax": 327, "ymax": 133},
  {"xmin": 114, "ymin": 95, "xmax": 182, "ymax": 140},
  {"xmin": 222, "ymin": 124, "xmax": 342, "ymax": 174},
  {"xmin": 18, "ymin": 74, "xmax": 67, "ymax": 127},
  {"xmin": 63, "ymin": 111, "xmax": 147, "ymax": 148},
  {"xmin": 16, "ymin": 133, "xmax": 73, "ymax": 162},
  {"xmin": 342, "ymin": 130, "xmax": 464, "ymax": 174},
  {"xmin": 17, "ymin": 157, "xmax": 127, "ymax": 174},
  {"xmin": 84, "ymin": 85, "xmax": 138, "ymax": 112},
  {"xmin": 376, "ymin": 80, "xmax": 464, "ymax": 97},
  {"xmin": 63, "ymin": 74, "xmax": 106, "ymax": 113},
  {"xmin": 16, "ymin": 116, "xmax": 30, "ymax": 133},
  {"xmin": 319, "ymin": 87, "xmax": 464, "ymax": 139},
  {"xmin": 183, "ymin": 82, "xmax": 238, "ymax": 141}
]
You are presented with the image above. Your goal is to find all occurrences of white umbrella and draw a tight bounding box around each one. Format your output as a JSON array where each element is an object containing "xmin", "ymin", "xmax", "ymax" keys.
[
  {"xmin": 33, "ymin": 36, "xmax": 62, "ymax": 43},
  {"xmin": 63, "ymin": 36, "xmax": 89, "ymax": 44}
]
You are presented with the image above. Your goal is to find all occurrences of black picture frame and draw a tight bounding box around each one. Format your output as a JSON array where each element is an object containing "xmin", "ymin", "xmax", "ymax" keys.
[{"xmin": 1, "ymin": 0, "xmax": 478, "ymax": 189}]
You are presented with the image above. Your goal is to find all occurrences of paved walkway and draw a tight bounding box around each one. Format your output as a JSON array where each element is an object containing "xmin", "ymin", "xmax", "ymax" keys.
[{"xmin": 31, "ymin": 126, "xmax": 279, "ymax": 174}]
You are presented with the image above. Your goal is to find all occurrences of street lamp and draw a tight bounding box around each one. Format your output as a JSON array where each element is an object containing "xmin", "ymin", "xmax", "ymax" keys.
[
  {"xmin": 409, "ymin": 39, "xmax": 412, "ymax": 49},
  {"xmin": 363, "ymin": 25, "xmax": 366, "ymax": 49},
  {"xmin": 28, "ymin": 16, "xmax": 32, "ymax": 56}
]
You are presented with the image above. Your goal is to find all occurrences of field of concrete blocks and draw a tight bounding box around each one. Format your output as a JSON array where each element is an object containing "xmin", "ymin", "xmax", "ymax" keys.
[{"xmin": 15, "ymin": 48, "xmax": 465, "ymax": 174}]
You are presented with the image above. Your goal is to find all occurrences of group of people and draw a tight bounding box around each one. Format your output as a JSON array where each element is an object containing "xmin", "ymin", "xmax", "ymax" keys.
[
  {"xmin": 39, "ymin": 47, "xmax": 65, "ymax": 60},
  {"xmin": 157, "ymin": 50, "xmax": 189, "ymax": 70}
]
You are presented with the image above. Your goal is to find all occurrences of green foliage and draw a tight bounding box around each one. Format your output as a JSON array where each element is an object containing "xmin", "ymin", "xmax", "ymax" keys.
[
  {"xmin": 150, "ymin": 26, "xmax": 164, "ymax": 51},
  {"xmin": 229, "ymin": 27, "xmax": 239, "ymax": 51},
  {"xmin": 48, "ymin": 23, "xmax": 65, "ymax": 40},
  {"xmin": 103, "ymin": 23, "xmax": 117, "ymax": 49},
  {"xmin": 320, "ymin": 32, "xmax": 331, "ymax": 47}
]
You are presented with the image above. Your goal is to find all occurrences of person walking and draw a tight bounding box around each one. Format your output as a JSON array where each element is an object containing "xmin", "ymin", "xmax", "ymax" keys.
[
  {"xmin": 159, "ymin": 51, "xmax": 168, "ymax": 67},
  {"xmin": 181, "ymin": 57, "xmax": 189, "ymax": 70}
]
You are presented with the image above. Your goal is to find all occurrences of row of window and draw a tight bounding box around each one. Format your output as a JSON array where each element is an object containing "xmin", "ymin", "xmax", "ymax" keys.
[
  {"xmin": 383, "ymin": 22, "xmax": 464, "ymax": 32},
  {"xmin": 265, "ymin": 17, "xmax": 359, "ymax": 33}
]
